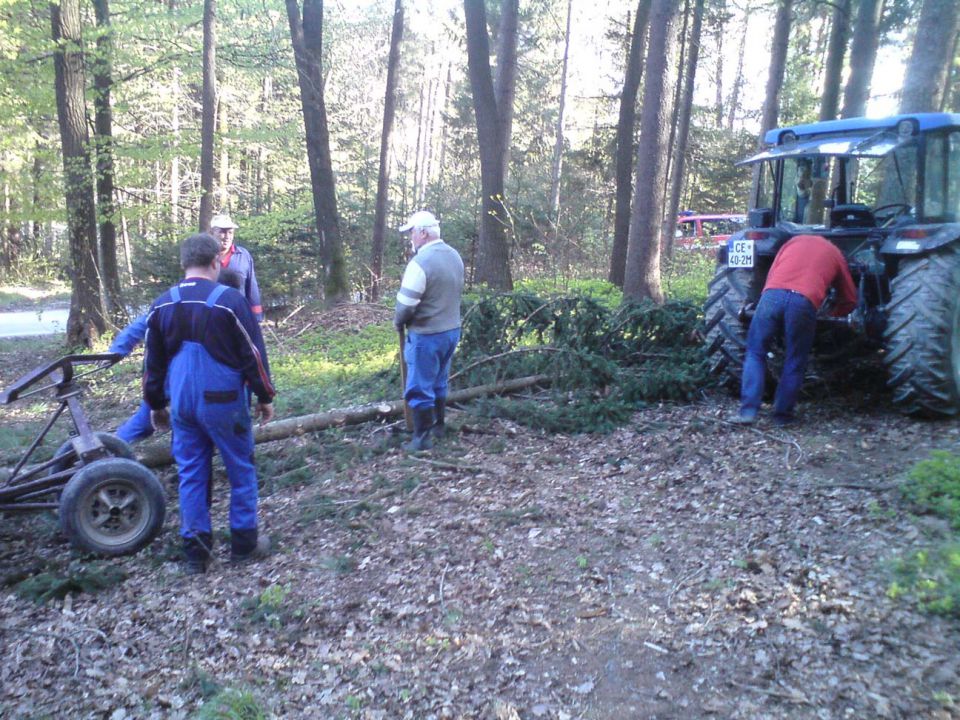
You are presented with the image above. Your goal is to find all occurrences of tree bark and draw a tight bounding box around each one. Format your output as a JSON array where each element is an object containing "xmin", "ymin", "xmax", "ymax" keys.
[
  {"xmin": 609, "ymin": 0, "xmax": 651, "ymax": 288},
  {"xmin": 51, "ymin": 0, "xmax": 106, "ymax": 348},
  {"xmin": 137, "ymin": 374, "xmax": 549, "ymax": 468},
  {"xmin": 91, "ymin": 0, "xmax": 123, "ymax": 324},
  {"xmin": 369, "ymin": 0, "xmax": 403, "ymax": 302},
  {"xmin": 758, "ymin": 0, "xmax": 792, "ymax": 141},
  {"xmin": 623, "ymin": 0, "xmax": 679, "ymax": 303},
  {"xmin": 841, "ymin": 0, "xmax": 881, "ymax": 118},
  {"xmin": 463, "ymin": 0, "xmax": 514, "ymax": 290},
  {"xmin": 726, "ymin": 6, "xmax": 750, "ymax": 130},
  {"xmin": 662, "ymin": 0, "xmax": 704, "ymax": 260},
  {"xmin": 549, "ymin": 0, "xmax": 572, "ymax": 227},
  {"xmin": 198, "ymin": 0, "xmax": 216, "ymax": 229},
  {"xmin": 899, "ymin": 0, "xmax": 960, "ymax": 113},
  {"xmin": 285, "ymin": 0, "xmax": 350, "ymax": 305},
  {"xmin": 819, "ymin": 0, "xmax": 850, "ymax": 121},
  {"xmin": 495, "ymin": 0, "xmax": 519, "ymax": 185}
]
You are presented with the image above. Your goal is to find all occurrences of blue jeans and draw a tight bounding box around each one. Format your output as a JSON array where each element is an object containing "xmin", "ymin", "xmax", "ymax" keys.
[
  {"xmin": 740, "ymin": 289, "xmax": 817, "ymax": 421},
  {"xmin": 116, "ymin": 400, "xmax": 155, "ymax": 444},
  {"xmin": 404, "ymin": 328, "xmax": 461, "ymax": 410}
]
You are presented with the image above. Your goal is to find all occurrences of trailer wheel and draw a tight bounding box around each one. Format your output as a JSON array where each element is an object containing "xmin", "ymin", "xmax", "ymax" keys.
[
  {"xmin": 884, "ymin": 245, "xmax": 960, "ymax": 416},
  {"xmin": 59, "ymin": 458, "xmax": 166, "ymax": 556},
  {"xmin": 50, "ymin": 432, "xmax": 134, "ymax": 475}
]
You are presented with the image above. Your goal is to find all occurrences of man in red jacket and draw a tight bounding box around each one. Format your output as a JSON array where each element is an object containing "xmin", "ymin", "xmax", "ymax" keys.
[{"xmin": 735, "ymin": 234, "xmax": 857, "ymax": 426}]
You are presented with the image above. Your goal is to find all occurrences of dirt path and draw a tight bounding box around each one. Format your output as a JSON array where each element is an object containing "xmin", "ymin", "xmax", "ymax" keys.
[{"xmin": 1, "ymin": 391, "xmax": 959, "ymax": 719}]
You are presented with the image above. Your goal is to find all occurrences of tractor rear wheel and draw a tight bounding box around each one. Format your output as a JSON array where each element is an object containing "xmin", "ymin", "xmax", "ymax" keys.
[
  {"xmin": 884, "ymin": 245, "xmax": 960, "ymax": 416},
  {"xmin": 703, "ymin": 265, "xmax": 756, "ymax": 392}
]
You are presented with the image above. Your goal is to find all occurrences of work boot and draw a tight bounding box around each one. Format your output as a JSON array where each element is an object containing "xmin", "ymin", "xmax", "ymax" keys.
[
  {"xmin": 403, "ymin": 407, "xmax": 434, "ymax": 452},
  {"xmin": 230, "ymin": 528, "xmax": 271, "ymax": 565},
  {"xmin": 183, "ymin": 532, "xmax": 214, "ymax": 575},
  {"xmin": 432, "ymin": 397, "xmax": 446, "ymax": 440}
]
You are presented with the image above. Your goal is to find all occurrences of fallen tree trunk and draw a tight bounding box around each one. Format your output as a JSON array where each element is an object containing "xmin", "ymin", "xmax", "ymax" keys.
[{"xmin": 137, "ymin": 374, "xmax": 548, "ymax": 468}]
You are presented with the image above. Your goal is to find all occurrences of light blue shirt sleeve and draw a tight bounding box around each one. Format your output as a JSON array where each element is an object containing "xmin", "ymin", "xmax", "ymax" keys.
[{"xmin": 109, "ymin": 314, "xmax": 148, "ymax": 357}]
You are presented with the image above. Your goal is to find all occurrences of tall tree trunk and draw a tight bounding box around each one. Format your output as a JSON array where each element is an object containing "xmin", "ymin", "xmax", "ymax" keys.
[
  {"xmin": 609, "ymin": 0, "xmax": 652, "ymax": 288},
  {"xmin": 726, "ymin": 6, "xmax": 750, "ymax": 130},
  {"xmin": 750, "ymin": 0, "xmax": 792, "ymax": 206},
  {"xmin": 623, "ymin": 0, "xmax": 679, "ymax": 303},
  {"xmin": 841, "ymin": 0, "xmax": 881, "ymax": 118},
  {"xmin": 463, "ymin": 0, "xmax": 514, "ymax": 290},
  {"xmin": 171, "ymin": 67, "xmax": 181, "ymax": 227},
  {"xmin": 662, "ymin": 0, "xmax": 704, "ymax": 260},
  {"xmin": 51, "ymin": 0, "xmax": 106, "ymax": 347},
  {"xmin": 899, "ymin": 0, "xmax": 960, "ymax": 113},
  {"xmin": 217, "ymin": 92, "xmax": 229, "ymax": 209},
  {"xmin": 819, "ymin": 0, "xmax": 850, "ymax": 121},
  {"xmin": 549, "ymin": 0, "xmax": 572, "ymax": 226},
  {"xmin": 495, "ymin": 0, "xmax": 519, "ymax": 184},
  {"xmin": 285, "ymin": 0, "xmax": 349, "ymax": 304},
  {"xmin": 91, "ymin": 0, "xmax": 122, "ymax": 324},
  {"xmin": 198, "ymin": 0, "xmax": 216, "ymax": 229},
  {"xmin": 758, "ymin": 0, "xmax": 792, "ymax": 141},
  {"xmin": 369, "ymin": 0, "xmax": 403, "ymax": 302}
]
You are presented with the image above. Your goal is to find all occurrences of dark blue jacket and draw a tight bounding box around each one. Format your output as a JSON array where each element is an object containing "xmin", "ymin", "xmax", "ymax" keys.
[{"xmin": 144, "ymin": 278, "xmax": 274, "ymax": 409}]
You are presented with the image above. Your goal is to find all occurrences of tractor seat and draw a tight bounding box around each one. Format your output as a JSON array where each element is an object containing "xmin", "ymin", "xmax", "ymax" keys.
[{"xmin": 830, "ymin": 204, "xmax": 875, "ymax": 229}]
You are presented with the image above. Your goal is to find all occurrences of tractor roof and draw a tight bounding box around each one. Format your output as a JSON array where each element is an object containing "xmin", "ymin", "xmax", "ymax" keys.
[{"xmin": 763, "ymin": 113, "xmax": 960, "ymax": 145}]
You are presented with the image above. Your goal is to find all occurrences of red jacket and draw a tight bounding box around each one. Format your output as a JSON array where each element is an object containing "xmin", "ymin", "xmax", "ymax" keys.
[{"xmin": 764, "ymin": 235, "xmax": 857, "ymax": 316}]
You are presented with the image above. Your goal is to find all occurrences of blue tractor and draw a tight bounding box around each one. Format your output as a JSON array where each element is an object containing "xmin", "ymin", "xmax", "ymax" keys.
[{"xmin": 704, "ymin": 113, "xmax": 960, "ymax": 416}]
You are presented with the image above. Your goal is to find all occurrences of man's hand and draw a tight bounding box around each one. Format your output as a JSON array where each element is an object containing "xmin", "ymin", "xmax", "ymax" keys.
[
  {"xmin": 150, "ymin": 408, "xmax": 171, "ymax": 433},
  {"xmin": 255, "ymin": 402, "xmax": 274, "ymax": 426}
]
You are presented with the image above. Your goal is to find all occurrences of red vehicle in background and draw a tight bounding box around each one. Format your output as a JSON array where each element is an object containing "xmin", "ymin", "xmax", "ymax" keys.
[{"xmin": 675, "ymin": 212, "xmax": 747, "ymax": 249}]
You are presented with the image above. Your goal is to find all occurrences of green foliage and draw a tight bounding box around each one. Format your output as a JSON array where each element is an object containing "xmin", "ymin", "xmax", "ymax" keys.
[
  {"xmin": 193, "ymin": 688, "xmax": 267, "ymax": 720},
  {"xmin": 662, "ymin": 251, "xmax": 717, "ymax": 304},
  {"xmin": 888, "ymin": 544, "xmax": 960, "ymax": 617},
  {"xmin": 14, "ymin": 563, "xmax": 126, "ymax": 604},
  {"xmin": 902, "ymin": 451, "xmax": 960, "ymax": 528},
  {"xmin": 242, "ymin": 583, "xmax": 289, "ymax": 628},
  {"xmin": 457, "ymin": 290, "xmax": 709, "ymax": 433}
]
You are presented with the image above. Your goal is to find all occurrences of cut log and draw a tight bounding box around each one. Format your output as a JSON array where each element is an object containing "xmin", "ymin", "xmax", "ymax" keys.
[{"xmin": 136, "ymin": 374, "xmax": 548, "ymax": 468}]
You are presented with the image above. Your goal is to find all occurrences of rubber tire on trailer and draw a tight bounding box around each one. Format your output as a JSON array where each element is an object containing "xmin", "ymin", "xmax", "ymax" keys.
[
  {"xmin": 883, "ymin": 244, "xmax": 960, "ymax": 417},
  {"xmin": 703, "ymin": 265, "xmax": 756, "ymax": 392},
  {"xmin": 59, "ymin": 458, "xmax": 166, "ymax": 556},
  {"xmin": 49, "ymin": 432, "xmax": 135, "ymax": 475}
]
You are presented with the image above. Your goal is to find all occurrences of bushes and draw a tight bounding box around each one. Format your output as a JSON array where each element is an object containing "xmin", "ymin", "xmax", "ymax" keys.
[{"xmin": 889, "ymin": 451, "xmax": 960, "ymax": 617}]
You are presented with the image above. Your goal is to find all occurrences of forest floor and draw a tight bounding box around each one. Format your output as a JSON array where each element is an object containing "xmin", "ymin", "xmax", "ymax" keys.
[{"xmin": 1, "ymin": 307, "xmax": 959, "ymax": 720}]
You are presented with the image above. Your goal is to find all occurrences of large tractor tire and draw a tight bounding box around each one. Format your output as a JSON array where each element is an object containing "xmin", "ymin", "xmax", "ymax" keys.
[
  {"xmin": 884, "ymin": 244, "xmax": 960, "ymax": 417},
  {"xmin": 703, "ymin": 265, "xmax": 756, "ymax": 392},
  {"xmin": 59, "ymin": 457, "xmax": 166, "ymax": 556}
]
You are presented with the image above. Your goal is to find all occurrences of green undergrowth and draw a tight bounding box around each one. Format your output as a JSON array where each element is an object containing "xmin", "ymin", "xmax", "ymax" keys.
[
  {"xmin": 14, "ymin": 562, "xmax": 127, "ymax": 604},
  {"xmin": 888, "ymin": 451, "xmax": 960, "ymax": 617},
  {"xmin": 457, "ymin": 291, "xmax": 708, "ymax": 433},
  {"xmin": 192, "ymin": 687, "xmax": 268, "ymax": 720},
  {"xmin": 271, "ymin": 323, "xmax": 398, "ymax": 418}
]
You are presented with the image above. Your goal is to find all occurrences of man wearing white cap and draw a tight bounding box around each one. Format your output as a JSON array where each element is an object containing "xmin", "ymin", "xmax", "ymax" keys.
[
  {"xmin": 209, "ymin": 213, "xmax": 264, "ymax": 321},
  {"xmin": 395, "ymin": 210, "xmax": 464, "ymax": 451}
]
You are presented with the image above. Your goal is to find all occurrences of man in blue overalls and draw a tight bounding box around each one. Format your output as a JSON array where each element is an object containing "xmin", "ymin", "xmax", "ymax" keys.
[{"xmin": 144, "ymin": 233, "xmax": 276, "ymax": 574}]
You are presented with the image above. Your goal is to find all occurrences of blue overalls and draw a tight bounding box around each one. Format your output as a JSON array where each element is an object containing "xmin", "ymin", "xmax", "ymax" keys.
[{"xmin": 164, "ymin": 284, "xmax": 259, "ymax": 557}]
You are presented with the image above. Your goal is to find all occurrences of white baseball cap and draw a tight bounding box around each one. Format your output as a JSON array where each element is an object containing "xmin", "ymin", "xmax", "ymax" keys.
[
  {"xmin": 210, "ymin": 213, "xmax": 239, "ymax": 230},
  {"xmin": 398, "ymin": 210, "xmax": 439, "ymax": 232}
]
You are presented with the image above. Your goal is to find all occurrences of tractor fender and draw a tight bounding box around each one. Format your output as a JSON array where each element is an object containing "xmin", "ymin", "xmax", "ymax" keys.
[{"xmin": 880, "ymin": 223, "xmax": 960, "ymax": 256}]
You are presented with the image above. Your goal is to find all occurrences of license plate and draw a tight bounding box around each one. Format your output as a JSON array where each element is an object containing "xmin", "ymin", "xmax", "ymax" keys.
[{"xmin": 727, "ymin": 238, "xmax": 754, "ymax": 268}]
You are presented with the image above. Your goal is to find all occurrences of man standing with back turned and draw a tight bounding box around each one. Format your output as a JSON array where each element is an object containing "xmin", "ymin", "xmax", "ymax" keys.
[
  {"xmin": 394, "ymin": 211, "xmax": 465, "ymax": 451},
  {"xmin": 734, "ymin": 234, "xmax": 856, "ymax": 426},
  {"xmin": 145, "ymin": 233, "xmax": 275, "ymax": 574}
]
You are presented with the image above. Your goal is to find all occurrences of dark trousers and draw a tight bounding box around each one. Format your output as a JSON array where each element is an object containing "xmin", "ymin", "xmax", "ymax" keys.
[{"xmin": 740, "ymin": 288, "xmax": 817, "ymax": 421}]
